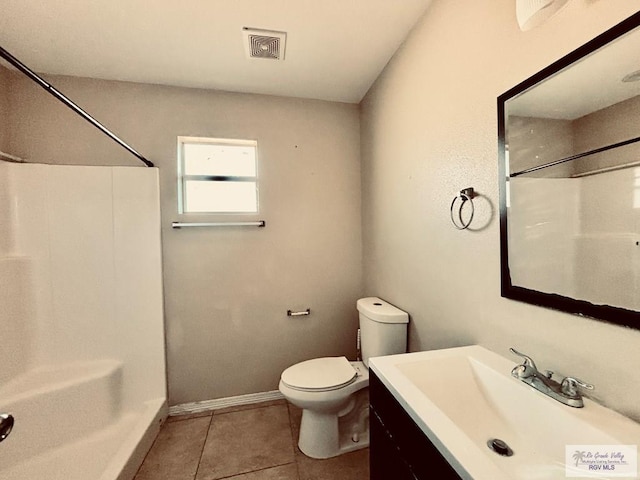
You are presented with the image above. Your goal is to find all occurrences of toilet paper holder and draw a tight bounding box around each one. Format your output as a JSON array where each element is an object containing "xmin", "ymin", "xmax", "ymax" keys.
[{"xmin": 287, "ymin": 308, "xmax": 311, "ymax": 317}]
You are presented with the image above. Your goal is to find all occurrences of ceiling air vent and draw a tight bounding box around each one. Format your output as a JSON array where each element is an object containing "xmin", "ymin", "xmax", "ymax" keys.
[{"xmin": 242, "ymin": 27, "xmax": 287, "ymax": 61}]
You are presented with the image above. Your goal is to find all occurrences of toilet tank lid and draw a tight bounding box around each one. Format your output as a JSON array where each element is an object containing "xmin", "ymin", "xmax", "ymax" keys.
[{"xmin": 357, "ymin": 297, "xmax": 409, "ymax": 324}]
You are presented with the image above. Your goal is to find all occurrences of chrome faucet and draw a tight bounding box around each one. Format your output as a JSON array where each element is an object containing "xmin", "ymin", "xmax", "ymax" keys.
[{"xmin": 509, "ymin": 348, "xmax": 594, "ymax": 408}]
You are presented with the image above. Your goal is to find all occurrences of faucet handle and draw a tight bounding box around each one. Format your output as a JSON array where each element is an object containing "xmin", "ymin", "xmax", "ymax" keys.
[
  {"xmin": 509, "ymin": 347, "xmax": 538, "ymax": 370},
  {"xmin": 561, "ymin": 377, "xmax": 595, "ymax": 397}
]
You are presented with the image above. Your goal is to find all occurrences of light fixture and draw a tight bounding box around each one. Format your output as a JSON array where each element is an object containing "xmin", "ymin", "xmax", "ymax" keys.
[{"xmin": 516, "ymin": 0, "xmax": 569, "ymax": 31}]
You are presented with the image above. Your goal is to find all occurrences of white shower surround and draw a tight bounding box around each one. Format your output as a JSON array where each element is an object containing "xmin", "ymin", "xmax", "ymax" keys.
[
  {"xmin": 508, "ymin": 168, "xmax": 640, "ymax": 311},
  {"xmin": 0, "ymin": 162, "xmax": 167, "ymax": 479}
]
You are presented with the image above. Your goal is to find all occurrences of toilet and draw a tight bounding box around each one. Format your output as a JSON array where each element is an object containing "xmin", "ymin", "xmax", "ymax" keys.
[{"xmin": 279, "ymin": 297, "xmax": 409, "ymax": 459}]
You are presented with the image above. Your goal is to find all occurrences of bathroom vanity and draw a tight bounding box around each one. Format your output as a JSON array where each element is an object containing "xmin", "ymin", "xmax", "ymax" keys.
[
  {"xmin": 369, "ymin": 346, "xmax": 640, "ymax": 480},
  {"xmin": 370, "ymin": 370, "xmax": 460, "ymax": 479}
]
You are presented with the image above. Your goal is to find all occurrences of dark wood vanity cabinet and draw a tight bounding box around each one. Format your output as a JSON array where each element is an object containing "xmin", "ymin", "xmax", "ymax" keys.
[{"xmin": 369, "ymin": 371, "xmax": 462, "ymax": 480}]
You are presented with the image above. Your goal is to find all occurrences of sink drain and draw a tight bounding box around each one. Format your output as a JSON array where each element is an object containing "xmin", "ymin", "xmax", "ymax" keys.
[{"xmin": 487, "ymin": 438, "xmax": 514, "ymax": 457}]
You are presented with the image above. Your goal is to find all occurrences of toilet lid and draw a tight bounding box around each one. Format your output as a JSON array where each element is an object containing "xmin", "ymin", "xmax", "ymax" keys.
[{"xmin": 281, "ymin": 356, "xmax": 357, "ymax": 391}]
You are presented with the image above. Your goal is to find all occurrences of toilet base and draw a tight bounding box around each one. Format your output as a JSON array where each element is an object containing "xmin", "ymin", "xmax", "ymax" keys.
[{"xmin": 297, "ymin": 389, "xmax": 370, "ymax": 459}]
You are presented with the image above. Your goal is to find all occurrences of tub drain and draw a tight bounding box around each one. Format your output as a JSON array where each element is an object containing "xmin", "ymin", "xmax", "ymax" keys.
[{"xmin": 487, "ymin": 438, "xmax": 513, "ymax": 456}]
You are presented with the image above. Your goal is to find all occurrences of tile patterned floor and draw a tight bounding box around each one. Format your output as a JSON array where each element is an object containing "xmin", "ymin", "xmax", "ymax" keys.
[{"xmin": 134, "ymin": 400, "xmax": 370, "ymax": 480}]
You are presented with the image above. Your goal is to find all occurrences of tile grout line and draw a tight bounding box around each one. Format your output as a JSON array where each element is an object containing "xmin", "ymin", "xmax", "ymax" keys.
[
  {"xmin": 136, "ymin": 402, "xmax": 369, "ymax": 480},
  {"xmin": 192, "ymin": 412, "xmax": 216, "ymax": 480},
  {"xmin": 211, "ymin": 400, "xmax": 287, "ymax": 417},
  {"xmin": 131, "ymin": 423, "xmax": 164, "ymax": 480},
  {"xmin": 192, "ymin": 403, "xmax": 297, "ymax": 480},
  {"xmin": 167, "ymin": 412, "xmax": 213, "ymax": 423},
  {"xmin": 214, "ymin": 461, "xmax": 298, "ymax": 479},
  {"xmin": 286, "ymin": 404, "xmax": 303, "ymax": 480}
]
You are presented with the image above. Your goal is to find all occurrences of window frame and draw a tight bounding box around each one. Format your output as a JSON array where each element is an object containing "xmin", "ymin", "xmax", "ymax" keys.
[{"xmin": 177, "ymin": 136, "xmax": 259, "ymax": 215}]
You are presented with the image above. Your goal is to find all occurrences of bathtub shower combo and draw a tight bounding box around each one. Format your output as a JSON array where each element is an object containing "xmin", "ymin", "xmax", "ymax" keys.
[{"xmin": 0, "ymin": 162, "xmax": 167, "ymax": 480}]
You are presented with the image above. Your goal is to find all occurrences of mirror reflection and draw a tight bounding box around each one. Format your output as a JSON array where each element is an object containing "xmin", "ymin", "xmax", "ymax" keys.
[{"xmin": 500, "ymin": 13, "xmax": 640, "ymax": 324}]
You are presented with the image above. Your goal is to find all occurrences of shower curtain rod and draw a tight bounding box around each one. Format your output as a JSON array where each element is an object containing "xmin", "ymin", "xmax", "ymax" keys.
[{"xmin": 0, "ymin": 46, "xmax": 154, "ymax": 168}]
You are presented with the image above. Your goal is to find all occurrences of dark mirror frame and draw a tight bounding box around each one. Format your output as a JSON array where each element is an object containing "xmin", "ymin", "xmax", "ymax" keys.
[{"xmin": 498, "ymin": 11, "xmax": 640, "ymax": 329}]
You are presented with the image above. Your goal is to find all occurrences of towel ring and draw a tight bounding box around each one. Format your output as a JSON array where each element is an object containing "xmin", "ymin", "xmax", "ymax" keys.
[{"xmin": 450, "ymin": 188, "xmax": 475, "ymax": 230}]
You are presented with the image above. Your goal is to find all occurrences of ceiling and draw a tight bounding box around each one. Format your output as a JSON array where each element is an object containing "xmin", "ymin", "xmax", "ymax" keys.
[
  {"xmin": 0, "ymin": 0, "xmax": 432, "ymax": 104},
  {"xmin": 507, "ymin": 19, "xmax": 640, "ymax": 120}
]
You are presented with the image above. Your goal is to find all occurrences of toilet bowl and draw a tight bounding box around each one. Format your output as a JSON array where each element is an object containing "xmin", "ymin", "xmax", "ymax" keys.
[
  {"xmin": 279, "ymin": 357, "xmax": 369, "ymax": 459},
  {"xmin": 279, "ymin": 297, "xmax": 409, "ymax": 459}
]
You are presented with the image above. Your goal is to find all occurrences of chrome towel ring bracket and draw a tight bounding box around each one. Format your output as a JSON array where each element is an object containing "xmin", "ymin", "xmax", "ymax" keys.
[
  {"xmin": 0, "ymin": 413, "xmax": 14, "ymax": 442},
  {"xmin": 450, "ymin": 187, "xmax": 475, "ymax": 230}
]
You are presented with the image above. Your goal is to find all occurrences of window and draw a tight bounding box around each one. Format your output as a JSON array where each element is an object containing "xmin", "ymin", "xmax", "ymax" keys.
[{"xmin": 177, "ymin": 137, "xmax": 258, "ymax": 214}]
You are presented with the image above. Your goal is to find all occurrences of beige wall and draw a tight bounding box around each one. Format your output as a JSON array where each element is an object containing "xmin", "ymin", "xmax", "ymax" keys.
[
  {"xmin": 361, "ymin": 0, "xmax": 640, "ymax": 421},
  {"xmin": 508, "ymin": 116, "xmax": 574, "ymax": 177},
  {"xmin": 7, "ymin": 73, "xmax": 363, "ymax": 405},
  {"xmin": 0, "ymin": 66, "xmax": 9, "ymax": 151},
  {"xmin": 573, "ymin": 94, "xmax": 640, "ymax": 175},
  {"xmin": 508, "ymin": 95, "xmax": 640, "ymax": 178}
]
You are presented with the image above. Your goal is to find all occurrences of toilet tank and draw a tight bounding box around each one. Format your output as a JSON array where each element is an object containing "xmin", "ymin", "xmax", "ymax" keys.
[{"xmin": 357, "ymin": 297, "xmax": 409, "ymax": 367}]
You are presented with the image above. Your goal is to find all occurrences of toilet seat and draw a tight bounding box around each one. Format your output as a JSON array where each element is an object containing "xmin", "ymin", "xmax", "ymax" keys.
[{"xmin": 281, "ymin": 356, "xmax": 358, "ymax": 392}]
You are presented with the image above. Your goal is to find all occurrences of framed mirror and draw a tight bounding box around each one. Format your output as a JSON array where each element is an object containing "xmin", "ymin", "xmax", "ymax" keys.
[{"xmin": 498, "ymin": 11, "xmax": 640, "ymax": 328}]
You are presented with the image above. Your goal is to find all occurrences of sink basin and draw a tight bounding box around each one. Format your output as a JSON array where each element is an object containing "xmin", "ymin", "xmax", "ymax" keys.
[{"xmin": 369, "ymin": 345, "xmax": 640, "ymax": 479}]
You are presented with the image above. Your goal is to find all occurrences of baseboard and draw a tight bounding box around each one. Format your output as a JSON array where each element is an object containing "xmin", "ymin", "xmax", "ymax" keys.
[{"xmin": 168, "ymin": 390, "xmax": 285, "ymax": 416}]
